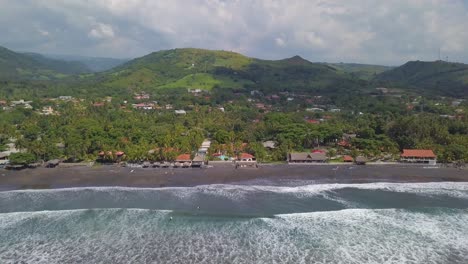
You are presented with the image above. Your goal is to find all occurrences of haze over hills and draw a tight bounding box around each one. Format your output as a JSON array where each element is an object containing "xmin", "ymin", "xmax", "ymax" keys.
[
  {"xmin": 374, "ymin": 60, "xmax": 468, "ymax": 97},
  {"xmin": 44, "ymin": 54, "xmax": 129, "ymax": 72},
  {"xmin": 0, "ymin": 46, "xmax": 91, "ymax": 80}
]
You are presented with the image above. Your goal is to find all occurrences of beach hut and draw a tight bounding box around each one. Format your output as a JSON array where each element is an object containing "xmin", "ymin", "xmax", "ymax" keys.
[
  {"xmin": 289, "ymin": 153, "xmax": 328, "ymax": 163},
  {"xmin": 355, "ymin": 156, "xmax": 367, "ymax": 165},
  {"xmin": 192, "ymin": 155, "xmax": 205, "ymax": 167},
  {"xmin": 46, "ymin": 159, "xmax": 61, "ymax": 168},
  {"xmin": 400, "ymin": 149, "xmax": 437, "ymax": 165}
]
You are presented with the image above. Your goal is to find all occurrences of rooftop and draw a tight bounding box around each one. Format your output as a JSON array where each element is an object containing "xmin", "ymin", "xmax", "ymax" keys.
[{"xmin": 401, "ymin": 149, "xmax": 436, "ymax": 158}]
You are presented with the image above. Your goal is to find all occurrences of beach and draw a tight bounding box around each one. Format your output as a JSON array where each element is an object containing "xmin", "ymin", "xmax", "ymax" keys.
[{"xmin": 0, "ymin": 163, "xmax": 466, "ymax": 190}]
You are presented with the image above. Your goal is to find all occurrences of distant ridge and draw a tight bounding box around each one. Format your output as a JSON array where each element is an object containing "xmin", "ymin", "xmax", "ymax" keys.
[
  {"xmin": 0, "ymin": 46, "xmax": 90, "ymax": 80},
  {"xmin": 373, "ymin": 60, "xmax": 468, "ymax": 97}
]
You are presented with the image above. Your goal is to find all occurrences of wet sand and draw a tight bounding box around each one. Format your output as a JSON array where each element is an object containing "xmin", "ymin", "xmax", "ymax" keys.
[{"xmin": 0, "ymin": 164, "xmax": 467, "ymax": 190}]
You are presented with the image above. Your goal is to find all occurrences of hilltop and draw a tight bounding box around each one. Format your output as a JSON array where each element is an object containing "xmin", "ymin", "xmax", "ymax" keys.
[
  {"xmin": 0, "ymin": 46, "xmax": 90, "ymax": 80},
  {"xmin": 100, "ymin": 48, "xmax": 363, "ymax": 94},
  {"xmin": 374, "ymin": 60, "xmax": 468, "ymax": 97}
]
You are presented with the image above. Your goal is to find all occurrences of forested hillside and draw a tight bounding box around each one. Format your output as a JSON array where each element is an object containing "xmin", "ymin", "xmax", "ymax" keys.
[
  {"xmin": 0, "ymin": 46, "xmax": 90, "ymax": 80},
  {"xmin": 374, "ymin": 60, "xmax": 468, "ymax": 97},
  {"xmin": 327, "ymin": 63, "xmax": 393, "ymax": 80},
  {"xmin": 101, "ymin": 48, "xmax": 365, "ymax": 94}
]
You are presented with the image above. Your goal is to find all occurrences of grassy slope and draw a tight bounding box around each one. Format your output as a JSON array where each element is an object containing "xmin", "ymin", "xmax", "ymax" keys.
[
  {"xmin": 374, "ymin": 60, "xmax": 468, "ymax": 97},
  {"xmin": 102, "ymin": 49, "xmax": 362, "ymax": 93}
]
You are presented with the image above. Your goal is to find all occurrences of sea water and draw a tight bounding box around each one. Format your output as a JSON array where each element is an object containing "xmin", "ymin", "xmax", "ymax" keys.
[{"xmin": 1, "ymin": 182, "xmax": 468, "ymax": 263}]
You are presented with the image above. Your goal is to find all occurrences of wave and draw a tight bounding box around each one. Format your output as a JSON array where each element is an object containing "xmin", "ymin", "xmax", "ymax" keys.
[
  {"xmin": 1, "ymin": 182, "xmax": 468, "ymax": 215},
  {"xmin": 1, "ymin": 208, "xmax": 467, "ymax": 263}
]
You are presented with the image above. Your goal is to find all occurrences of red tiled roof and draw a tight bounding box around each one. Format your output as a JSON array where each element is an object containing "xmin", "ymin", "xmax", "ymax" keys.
[
  {"xmin": 116, "ymin": 151, "xmax": 125, "ymax": 156},
  {"xmin": 338, "ymin": 140, "xmax": 350, "ymax": 147},
  {"xmin": 311, "ymin": 149, "xmax": 326, "ymax": 154},
  {"xmin": 401, "ymin": 149, "xmax": 436, "ymax": 158},
  {"xmin": 240, "ymin": 153, "xmax": 254, "ymax": 159},
  {"xmin": 307, "ymin": 119, "xmax": 320, "ymax": 124},
  {"xmin": 343, "ymin": 155, "xmax": 353, "ymax": 162},
  {"xmin": 176, "ymin": 154, "xmax": 191, "ymax": 161}
]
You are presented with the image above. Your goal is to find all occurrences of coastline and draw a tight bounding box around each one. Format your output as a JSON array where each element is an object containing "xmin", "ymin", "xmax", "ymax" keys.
[{"xmin": 0, "ymin": 164, "xmax": 467, "ymax": 190}]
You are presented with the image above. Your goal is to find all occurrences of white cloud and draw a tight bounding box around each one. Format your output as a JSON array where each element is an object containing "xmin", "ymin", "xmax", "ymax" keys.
[
  {"xmin": 88, "ymin": 23, "xmax": 115, "ymax": 39},
  {"xmin": 0, "ymin": 0, "xmax": 468, "ymax": 64},
  {"xmin": 275, "ymin": 37, "xmax": 286, "ymax": 47}
]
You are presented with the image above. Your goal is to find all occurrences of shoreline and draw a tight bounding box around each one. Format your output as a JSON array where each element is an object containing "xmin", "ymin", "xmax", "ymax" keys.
[{"xmin": 1, "ymin": 164, "xmax": 467, "ymax": 190}]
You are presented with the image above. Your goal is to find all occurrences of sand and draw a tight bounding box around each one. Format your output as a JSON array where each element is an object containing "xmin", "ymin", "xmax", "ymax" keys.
[{"xmin": 0, "ymin": 163, "xmax": 467, "ymax": 190}]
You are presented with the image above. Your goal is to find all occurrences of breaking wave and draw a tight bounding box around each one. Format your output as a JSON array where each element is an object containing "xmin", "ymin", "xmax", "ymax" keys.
[{"xmin": 1, "ymin": 182, "xmax": 468, "ymax": 263}]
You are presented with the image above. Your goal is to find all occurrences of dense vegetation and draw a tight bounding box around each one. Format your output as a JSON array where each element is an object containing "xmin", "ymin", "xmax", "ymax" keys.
[
  {"xmin": 0, "ymin": 46, "xmax": 90, "ymax": 80},
  {"xmin": 0, "ymin": 46, "xmax": 466, "ymax": 166},
  {"xmin": 374, "ymin": 60, "xmax": 468, "ymax": 97}
]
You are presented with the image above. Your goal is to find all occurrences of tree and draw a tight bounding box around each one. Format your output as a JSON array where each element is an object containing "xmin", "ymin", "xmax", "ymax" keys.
[{"xmin": 9, "ymin": 152, "xmax": 36, "ymax": 165}]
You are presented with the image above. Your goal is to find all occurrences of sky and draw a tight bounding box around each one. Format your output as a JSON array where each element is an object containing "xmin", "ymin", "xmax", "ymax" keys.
[{"xmin": 1, "ymin": 0, "xmax": 468, "ymax": 65}]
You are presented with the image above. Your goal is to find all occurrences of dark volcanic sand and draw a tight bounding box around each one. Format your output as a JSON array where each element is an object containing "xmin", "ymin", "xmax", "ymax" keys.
[{"xmin": 0, "ymin": 164, "xmax": 467, "ymax": 190}]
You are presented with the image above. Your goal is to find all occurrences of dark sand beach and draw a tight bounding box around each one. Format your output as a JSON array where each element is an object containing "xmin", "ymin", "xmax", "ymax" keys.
[{"xmin": 0, "ymin": 164, "xmax": 467, "ymax": 190}]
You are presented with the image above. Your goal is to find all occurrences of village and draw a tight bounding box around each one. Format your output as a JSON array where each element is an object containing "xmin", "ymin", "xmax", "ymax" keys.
[{"xmin": 0, "ymin": 86, "xmax": 465, "ymax": 171}]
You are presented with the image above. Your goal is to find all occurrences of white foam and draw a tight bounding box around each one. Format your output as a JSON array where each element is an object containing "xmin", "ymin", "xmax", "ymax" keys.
[{"xmin": 1, "ymin": 208, "xmax": 467, "ymax": 263}]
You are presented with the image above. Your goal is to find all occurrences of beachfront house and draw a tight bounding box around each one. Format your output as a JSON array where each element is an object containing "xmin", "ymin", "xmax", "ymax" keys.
[
  {"xmin": 400, "ymin": 149, "xmax": 437, "ymax": 165},
  {"xmin": 0, "ymin": 152, "xmax": 9, "ymax": 167},
  {"xmin": 289, "ymin": 153, "xmax": 328, "ymax": 163},
  {"xmin": 46, "ymin": 159, "xmax": 61, "ymax": 168},
  {"xmin": 175, "ymin": 154, "xmax": 192, "ymax": 167},
  {"xmin": 236, "ymin": 153, "xmax": 257, "ymax": 168}
]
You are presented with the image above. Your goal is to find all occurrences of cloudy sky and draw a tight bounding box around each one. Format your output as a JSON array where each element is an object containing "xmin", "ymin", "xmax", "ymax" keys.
[{"xmin": 1, "ymin": 0, "xmax": 468, "ymax": 65}]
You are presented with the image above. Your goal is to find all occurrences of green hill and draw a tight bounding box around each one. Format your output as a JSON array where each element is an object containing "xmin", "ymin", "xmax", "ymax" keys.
[
  {"xmin": 0, "ymin": 46, "xmax": 90, "ymax": 80},
  {"xmin": 101, "ymin": 48, "xmax": 363, "ymax": 94},
  {"xmin": 326, "ymin": 63, "xmax": 393, "ymax": 80},
  {"xmin": 374, "ymin": 60, "xmax": 468, "ymax": 98}
]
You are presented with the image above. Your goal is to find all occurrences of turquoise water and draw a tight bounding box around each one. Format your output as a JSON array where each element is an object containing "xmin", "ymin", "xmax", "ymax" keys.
[{"xmin": 1, "ymin": 182, "xmax": 468, "ymax": 263}]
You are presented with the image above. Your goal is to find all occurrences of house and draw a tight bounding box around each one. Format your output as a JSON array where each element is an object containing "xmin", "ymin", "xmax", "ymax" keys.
[
  {"xmin": 134, "ymin": 92, "xmax": 150, "ymax": 100},
  {"xmin": 176, "ymin": 154, "xmax": 192, "ymax": 167},
  {"xmin": 41, "ymin": 106, "xmax": 55, "ymax": 115},
  {"xmin": 191, "ymin": 155, "xmax": 205, "ymax": 167},
  {"xmin": 0, "ymin": 152, "xmax": 9, "ymax": 166},
  {"xmin": 188, "ymin": 89, "xmax": 202, "ymax": 93},
  {"xmin": 262, "ymin": 141, "xmax": 276, "ymax": 149},
  {"xmin": 93, "ymin": 102, "xmax": 105, "ymax": 107},
  {"xmin": 58, "ymin": 96, "xmax": 73, "ymax": 101},
  {"xmin": 236, "ymin": 153, "xmax": 257, "ymax": 168},
  {"xmin": 306, "ymin": 108, "xmax": 324, "ymax": 112},
  {"xmin": 343, "ymin": 155, "xmax": 353, "ymax": 162},
  {"xmin": 400, "ymin": 149, "xmax": 437, "ymax": 165},
  {"xmin": 289, "ymin": 153, "xmax": 328, "ymax": 163},
  {"xmin": 330, "ymin": 108, "xmax": 341, "ymax": 113},
  {"xmin": 175, "ymin": 110, "xmax": 187, "ymax": 115}
]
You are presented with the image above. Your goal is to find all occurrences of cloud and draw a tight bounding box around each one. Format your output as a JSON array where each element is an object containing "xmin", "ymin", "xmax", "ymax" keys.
[
  {"xmin": 88, "ymin": 23, "xmax": 115, "ymax": 39},
  {"xmin": 0, "ymin": 0, "xmax": 467, "ymax": 64}
]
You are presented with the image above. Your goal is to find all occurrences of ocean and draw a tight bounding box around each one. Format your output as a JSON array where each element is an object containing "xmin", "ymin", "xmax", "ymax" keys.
[{"xmin": 1, "ymin": 182, "xmax": 468, "ymax": 263}]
